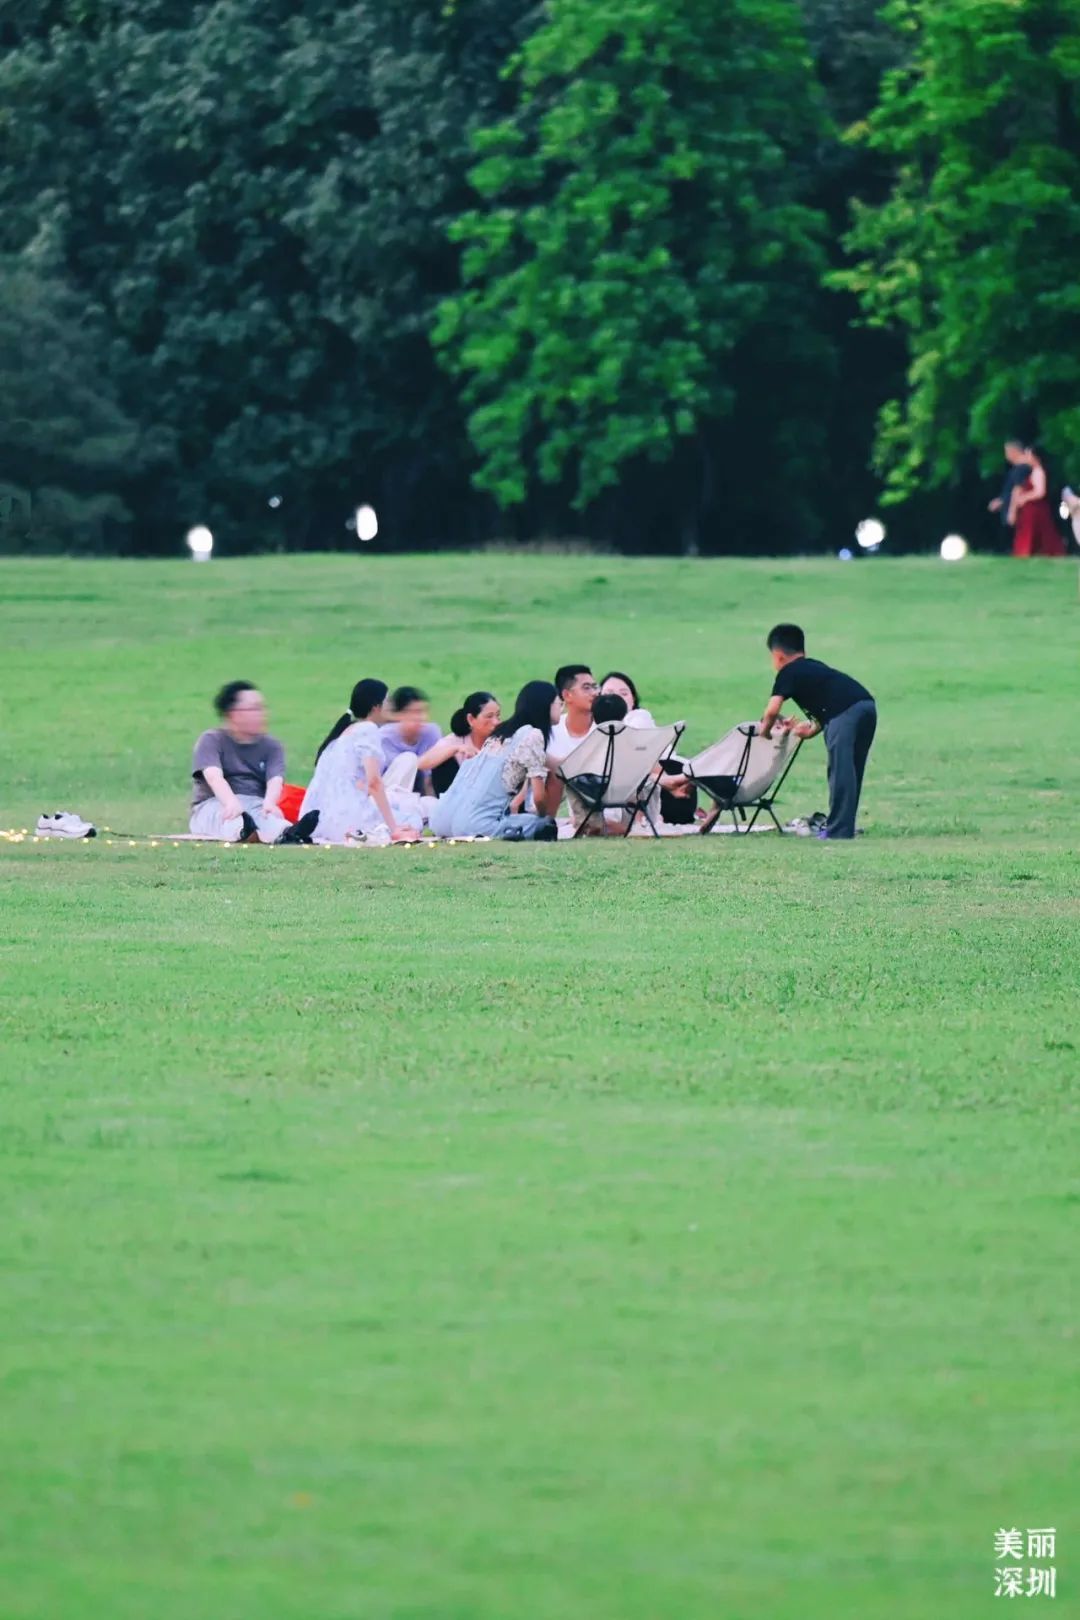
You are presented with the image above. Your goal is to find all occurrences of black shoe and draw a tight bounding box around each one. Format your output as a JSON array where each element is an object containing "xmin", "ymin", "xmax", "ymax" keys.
[
  {"xmin": 275, "ymin": 809, "xmax": 320, "ymax": 845},
  {"xmin": 239, "ymin": 811, "xmax": 260, "ymax": 843},
  {"xmin": 533, "ymin": 818, "xmax": 558, "ymax": 842}
]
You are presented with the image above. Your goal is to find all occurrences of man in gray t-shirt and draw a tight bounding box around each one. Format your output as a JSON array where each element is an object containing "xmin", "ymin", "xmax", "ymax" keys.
[{"xmin": 189, "ymin": 681, "xmax": 290, "ymax": 843}]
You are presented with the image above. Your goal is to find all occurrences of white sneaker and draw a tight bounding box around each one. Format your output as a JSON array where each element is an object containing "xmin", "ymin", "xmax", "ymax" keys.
[
  {"xmin": 36, "ymin": 811, "xmax": 97, "ymax": 839},
  {"xmin": 347, "ymin": 823, "xmax": 392, "ymax": 848}
]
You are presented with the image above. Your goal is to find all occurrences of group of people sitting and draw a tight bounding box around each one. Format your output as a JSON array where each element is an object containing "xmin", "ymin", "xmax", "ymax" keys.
[
  {"xmin": 189, "ymin": 628, "xmax": 878, "ymax": 846},
  {"xmin": 189, "ymin": 666, "xmax": 681, "ymax": 845}
]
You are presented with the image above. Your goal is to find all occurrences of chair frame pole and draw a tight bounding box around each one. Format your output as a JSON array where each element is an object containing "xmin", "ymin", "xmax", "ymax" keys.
[
  {"xmin": 741, "ymin": 738, "xmax": 804, "ymax": 834},
  {"xmin": 696, "ymin": 729, "xmax": 753, "ymax": 835},
  {"xmin": 623, "ymin": 724, "xmax": 685, "ymax": 837},
  {"xmin": 696, "ymin": 733, "xmax": 803, "ymax": 836},
  {"xmin": 570, "ymin": 727, "xmax": 617, "ymax": 839}
]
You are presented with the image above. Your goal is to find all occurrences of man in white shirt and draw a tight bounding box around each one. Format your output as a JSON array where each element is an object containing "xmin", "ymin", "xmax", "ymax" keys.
[
  {"xmin": 543, "ymin": 664, "xmax": 599, "ymax": 827},
  {"xmin": 547, "ymin": 664, "xmax": 598, "ymax": 763}
]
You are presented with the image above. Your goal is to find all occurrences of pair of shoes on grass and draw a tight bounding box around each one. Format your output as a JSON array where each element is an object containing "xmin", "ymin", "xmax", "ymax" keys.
[
  {"xmin": 36, "ymin": 811, "xmax": 96, "ymax": 839},
  {"xmin": 784, "ymin": 810, "xmax": 828, "ymax": 837}
]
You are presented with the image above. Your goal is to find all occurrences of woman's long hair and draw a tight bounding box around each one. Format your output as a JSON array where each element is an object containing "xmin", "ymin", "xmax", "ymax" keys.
[
  {"xmin": 315, "ymin": 678, "xmax": 388, "ymax": 762},
  {"xmin": 493, "ymin": 680, "xmax": 557, "ymax": 746},
  {"xmin": 600, "ymin": 670, "xmax": 639, "ymax": 709},
  {"xmin": 450, "ymin": 690, "xmax": 497, "ymax": 738}
]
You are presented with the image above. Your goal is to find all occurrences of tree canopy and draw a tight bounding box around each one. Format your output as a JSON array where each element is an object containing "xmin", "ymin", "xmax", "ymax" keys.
[
  {"xmin": 0, "ymin": 0, "xmax": 1074, "ymax": 554},
  {"xmin": 839, "ymin": 0, "xmax": 1080, "ymax": 500},
  {"xmin": 436, "ymin": 0, "xmax": 833, "ymax": 553}
]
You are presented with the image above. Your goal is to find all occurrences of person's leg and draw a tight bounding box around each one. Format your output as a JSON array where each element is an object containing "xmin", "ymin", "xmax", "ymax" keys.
[
  {"xmin": 659, "ymin": 777, "xmax": 697, "ymax": 825},
  {"xmin": 189, "ymin": 795, "xmax": 258, "ymax": 841},
  {"xmin": 566, "ymin": 788, "xmax": 604, "ymax": 835},
  {"xmin": 824, "ymin": 710, "xmax": 859, "ymax": 839},
  {"xmin": 430, "ymin": 758, "xmax": 458, "ymax": 798},
  {"xmin": 852, "ymin": 703, "xmax": 877, "ymax": 814},
  {"xmin": 249, "ymin": 805, "xmax": 292, "ymax": 844},
  {"xmin": 383, "ymin": 752, "xmax": 419, "ymax": 792},
  {"xmin": 386, "ymin": 786, "xmax": 424, "ymax": 833}
]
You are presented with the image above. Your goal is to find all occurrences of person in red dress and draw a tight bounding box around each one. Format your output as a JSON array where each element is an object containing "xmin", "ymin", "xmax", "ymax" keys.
[{"xmin": 1009, "ymin": 445, "xmax": 1066, "ymax": 557}]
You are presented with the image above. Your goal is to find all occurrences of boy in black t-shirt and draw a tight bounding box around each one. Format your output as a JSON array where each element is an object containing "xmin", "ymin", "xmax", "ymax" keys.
[{"xmin": 758, "ymin": 624, "xmax": 877, "ymax": 839}]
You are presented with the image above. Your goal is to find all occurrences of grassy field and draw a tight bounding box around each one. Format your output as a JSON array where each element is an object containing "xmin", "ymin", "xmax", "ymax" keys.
[{"xmin": 1, "ymin": 553, "xmax": 1077, "ymax": 1620}]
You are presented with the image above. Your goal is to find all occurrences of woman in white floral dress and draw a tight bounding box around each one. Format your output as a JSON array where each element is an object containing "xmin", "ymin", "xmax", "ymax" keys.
[
  {"xmin": 428, "ymin": 681, "xmax": 561, "ymax": 840},
  {"xmin": 301, "ymin": 679, "xmax": 422, "ymax": 843}
]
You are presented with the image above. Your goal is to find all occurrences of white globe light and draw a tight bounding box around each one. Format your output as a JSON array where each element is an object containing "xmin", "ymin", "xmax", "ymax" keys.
[
  {"xmin": 355, "ymin": 504, "xmax": 378, "ymax": 542},
  {"xmin": 837, "ymin": 547, "xmax": 854, "ymax": 562},
  {"xmin": 940, "ymin": 534, "xmax": 969, "ymax": 563},
  {"xmin": 268, "ymin": 495, "xmax": 282, "ymax": 510},
  {"xmin": 855, "ymin": 517, "xmax": 886, "ymax": 550},
  {"xmin": 186, "ymin": 525, "xmax": 214, "ymax": 560}
]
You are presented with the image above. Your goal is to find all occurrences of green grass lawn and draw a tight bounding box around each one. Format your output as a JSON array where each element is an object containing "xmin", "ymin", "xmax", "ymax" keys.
[{"xmin": 1, "ymin": 554, "xmax": 1077, "ymax": 1619}]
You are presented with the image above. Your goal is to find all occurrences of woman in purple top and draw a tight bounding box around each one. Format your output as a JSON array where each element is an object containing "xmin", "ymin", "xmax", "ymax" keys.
[{"xmin": 379, "ymin": 686, "xmax": 443, "ymax": 792}]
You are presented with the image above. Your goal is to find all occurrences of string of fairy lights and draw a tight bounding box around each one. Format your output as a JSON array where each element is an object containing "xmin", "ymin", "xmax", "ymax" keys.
[{"xmin": 0, "ymin": 828, "xmax": 487, "ymax": 849}]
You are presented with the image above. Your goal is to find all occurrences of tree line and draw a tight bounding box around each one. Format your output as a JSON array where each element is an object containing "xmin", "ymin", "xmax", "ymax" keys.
[{"xmin": 0, "ymin": 0, "xmax": 1076, "ymax": 557}]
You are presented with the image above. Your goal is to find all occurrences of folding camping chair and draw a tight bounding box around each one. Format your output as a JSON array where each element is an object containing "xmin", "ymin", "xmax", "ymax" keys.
[
  {"xmin": 558, "ymin": 721, "xmax": 685, "ymax": 837},
  {"xmin": 684, "ymin": 723, "xmax": 802, "ymax": 835}
]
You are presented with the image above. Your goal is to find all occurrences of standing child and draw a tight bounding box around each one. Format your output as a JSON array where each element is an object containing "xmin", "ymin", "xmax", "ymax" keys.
[{"xmin": 758, "ymin": 625, "xmax": 877, "ymax": 840}]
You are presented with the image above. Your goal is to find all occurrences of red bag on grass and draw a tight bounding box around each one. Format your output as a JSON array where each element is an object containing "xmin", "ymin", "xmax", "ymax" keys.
[{"xmin": 278, "ymin": 783, "xmax": 306, "ymax": 823}]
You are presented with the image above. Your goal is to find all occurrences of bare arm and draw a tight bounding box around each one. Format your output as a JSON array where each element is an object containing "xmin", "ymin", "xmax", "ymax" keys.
[
  {"xmin": 758, "ymin": 695, "xmax": 785, "ymax": 739},
  {"xmin": 262, "ymin": 774, "xmax": 283, "ymax": 815},
  {"xmin": 364, "ymin": 754, "xmax": 400, "ymax": 836},
  {"xmin": 201, "ymin": 765, "xmax": 243, "ymax": 821},
  {"xmin": 363, "ymin": 756, "xmax": 417, "ymax": 840},
  {"xmin": 532, "ymin": 774, "xmax": 560, "ymax": 817},
  {"xmin": 417, "ymin": 734, "xmax": 464, "ymax": 772}
]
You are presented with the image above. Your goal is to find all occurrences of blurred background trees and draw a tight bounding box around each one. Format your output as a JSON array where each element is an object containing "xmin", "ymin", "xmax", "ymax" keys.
[
  {"xmin": 839, "ymin": 0, "xmax": 1080, "ymax": 502},
  {"xmin": 0, "ymin": 0, "xmax": 1073, "ymax": 555}
]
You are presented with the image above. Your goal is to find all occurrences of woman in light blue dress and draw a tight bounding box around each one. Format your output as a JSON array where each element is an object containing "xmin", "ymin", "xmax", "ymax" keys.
[
  {"xmin": 429, "ymin": 681, "xmax": 560, "ymax": 840},
  {"xmin": 301, "ymin": 679, "xmax": 422, "ymax": 843}
]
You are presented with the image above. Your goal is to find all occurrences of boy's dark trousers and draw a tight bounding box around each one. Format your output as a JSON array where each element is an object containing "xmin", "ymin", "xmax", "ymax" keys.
[{"xmin": 824, "ymin": 699, "xmax": 877, "ymax": 838}]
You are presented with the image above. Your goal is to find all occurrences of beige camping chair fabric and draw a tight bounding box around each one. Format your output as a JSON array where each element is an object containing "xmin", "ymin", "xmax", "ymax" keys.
[
  {"xmin": 685, "ymin": 722, "xmax": 800, "ymax": 833},
  {"xmin": 558, "ymin": 721, "xmax": 685, "ymax": 836}
]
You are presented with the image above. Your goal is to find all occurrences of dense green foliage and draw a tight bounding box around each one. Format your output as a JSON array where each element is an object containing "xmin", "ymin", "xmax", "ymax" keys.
[
  {"xmin": 0, "ymin": 254, "xmax": 151, "ymax": 551},
  {"xmin": 0, "ymin": 1, "xmax": 539, "ymax": 551},
  {"xmin": 436, "ymin": 0, "xmax": 830, "ymax": 552},
  {"xmin": 0, "ymin": 1, "xmax": 1075, "ymax": 554},
  {"xmin": 2, "ymin": 554, "xmax": 1077, "ymax": 1617},
  {"xmin": 840, "ymin": 0, "xmax": 1080, "ymax": 500}
]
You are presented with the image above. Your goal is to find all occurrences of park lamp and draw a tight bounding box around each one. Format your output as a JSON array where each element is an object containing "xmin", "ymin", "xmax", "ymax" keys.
[
  {"xmin": 186, "ymin": 525, "xmax": 214, "ymax": 562},
  {"xmin": 355, "ymin": 504, "xmax": 378, "ymax": 542},
  {"xmin": 940, "ymin": 534, "xmax": 969, "ymax": 563},
  {"xmin": 855, "ymin": 517, "xmax": 886, "ymax": 552}
]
